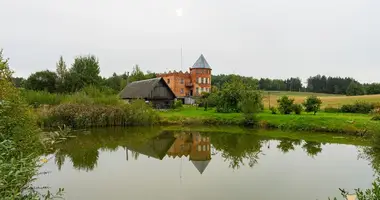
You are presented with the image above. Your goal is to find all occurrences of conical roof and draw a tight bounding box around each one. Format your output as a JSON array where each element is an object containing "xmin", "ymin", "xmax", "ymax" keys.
[
  {"xmin": 191, "ymin": 160, "xmax": 210, "ymax": 174},
  {"xmin": 191, "ymin": 54, "xmax": 211, "ymax": 69}
]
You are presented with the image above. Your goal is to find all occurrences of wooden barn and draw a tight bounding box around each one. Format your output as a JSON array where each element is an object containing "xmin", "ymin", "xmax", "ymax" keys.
[{"xmin": 119, "ymin": 77, "xmax": 176, "ymax": 109}]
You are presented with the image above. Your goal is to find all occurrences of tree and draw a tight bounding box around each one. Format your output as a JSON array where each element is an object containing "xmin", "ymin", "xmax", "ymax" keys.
[
  {"xmin": 346, "ymin": 81, "xmax": 365, "ymax": 96},
  {"xmin": 129, "ymin": 65, "xmax": 145, "ymax": 82},
  {"xmin": 25, "ymin": 70, "xmax": 58, "ymax": 92},
  {"xmin": 56, "ymin": 56, "xmax": 67, "ymax": 80},
  {"xmin": 68, "ymin": 55, "xmax": 101, "ymax": 92},
  {"xmin": 240, "ymin": 90, "xmax": 263, "ymax": 126},
  {"xmin": 11, "ymin": 77, "xmax": 25, "ymax": 88},
  {"xmin": 277, "ymin": 96, "xmax": 294, "ymax": 114},
  {"xmin": 215, "ymin": 76, "xmax": 247, "ymax": 113},
  {"xmin": 303, "ymin": 95, "xmax": 322, "ymax": 115}
]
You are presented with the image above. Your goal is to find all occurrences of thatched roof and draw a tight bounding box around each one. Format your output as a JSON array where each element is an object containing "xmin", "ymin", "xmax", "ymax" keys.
[{"xmin": 119, "ymin": 77, "xmax": 175, "ymax": 99}]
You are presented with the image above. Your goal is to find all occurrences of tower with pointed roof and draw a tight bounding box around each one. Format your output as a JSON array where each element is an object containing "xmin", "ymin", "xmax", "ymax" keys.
[{"xmin": 157, "ymin": 54, "xmax": 212, "ymax": 98}]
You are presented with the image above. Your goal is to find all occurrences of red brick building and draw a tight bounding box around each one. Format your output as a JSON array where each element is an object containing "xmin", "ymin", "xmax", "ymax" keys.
[{"xmin": 157, "ymin": 54, "xmax": 212, "ymax": 98}]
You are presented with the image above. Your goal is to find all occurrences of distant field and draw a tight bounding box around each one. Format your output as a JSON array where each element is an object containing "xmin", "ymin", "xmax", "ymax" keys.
[{"xmin": 263, "ymin": 91, "xmax": 380, "ymax": 108}]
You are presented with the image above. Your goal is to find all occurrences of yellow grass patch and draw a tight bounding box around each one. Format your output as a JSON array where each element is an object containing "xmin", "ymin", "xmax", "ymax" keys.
[{"xmin": 263, "ymin": 91, "xmax": 380, "ymax": 109}]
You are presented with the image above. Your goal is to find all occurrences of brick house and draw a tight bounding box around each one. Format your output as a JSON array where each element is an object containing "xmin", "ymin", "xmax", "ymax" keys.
[{"xmin": 157, "ymin": 54, "xmax": 212, "ymax": 98}]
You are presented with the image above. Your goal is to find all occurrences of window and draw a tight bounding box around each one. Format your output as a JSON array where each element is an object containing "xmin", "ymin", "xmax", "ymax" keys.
[
  {"xmin": 198, "ymin": 145, "xmax": 202, "ymax": 152},
  {"xmin": 203, "ymin": 77, "xmax": 206, "ymax": 84},
  {"xmin": 198, "ymin": 77, "xmax": 202, "ymax": 84},
  {"xmin": 208, "ymin": 78, "xmax": 210, "ymax": 84},
  {"xmin": 167, "ymin": 79, "xmax": 170, "ymax": 84},
  {"xmin": 180, "ymin": 78, "xmax": 184, "ymax": 84},
  {"xmin": 180, "ymin": 88, "xmax": 184, "ymax": 94},
  {"xmin": 196, "ymin": 87, "xmax": 199, "ymax": 94},
  {"xmin": 201, "ymin": 87, "xmax": 204, "ymax": 92},
  {"xmin": 203, "ymin": 145, "xmax": 206, "ymax": 151}
]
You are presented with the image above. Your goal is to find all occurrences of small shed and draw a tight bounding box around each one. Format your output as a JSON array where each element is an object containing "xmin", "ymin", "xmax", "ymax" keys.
[{"xmin": 119, "ymin": 77, "xmax": 176, "ymax": 109}]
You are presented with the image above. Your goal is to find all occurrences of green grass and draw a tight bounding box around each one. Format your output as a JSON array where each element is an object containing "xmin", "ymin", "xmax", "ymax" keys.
[{"xmin": 159, "ymin": 106, "xmax": 380, "ymax": 135}]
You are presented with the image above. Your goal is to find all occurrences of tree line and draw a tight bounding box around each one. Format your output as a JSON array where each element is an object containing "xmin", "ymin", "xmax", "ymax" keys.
[
  {"xmin": 11, "ymin": 54, "xmax": 380, "ymax": 96},
  {"xmin": 12, "ymin": 55, "xmax": 155, "ymax": 94},
  {"xmin": 212, "ymin": 74, "xmax": 380, "ymax": 96}
]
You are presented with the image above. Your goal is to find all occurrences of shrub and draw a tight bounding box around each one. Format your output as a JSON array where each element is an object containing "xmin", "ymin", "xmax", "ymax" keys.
[
  {"xmin": 292, "ymin": 104, "xmax": 303, "ymax": 115},
  {"xmin": 0, "ymin": 50, "xmax": 43, "ymax": 199},
  {"xmin": 240, "ymin": 90, "xmax": 262, "ymax": 126},
  {"xmin": 340, "ymin": 101, "xmax": 375, "ymax": 114},
  {"xmin": 269, "ymin": 106, "xmax": 277, "ymax": 114},
  {"xmin": 324, "ymin": 107, "xmax": 341, "ymax": 113},
  {"xmin": 277, "ymin": 96, "xmax": 294, "ymax": 115},
  {"xmin": 42, "ymin": 100, "xmax": 159, "ymax": 128},
  {"xmin": 172, "ymin": 99, "xmax": 183, "ymax": 109},
  {"xmin": 303, "ymin": 96, "xmax": 322, "ymax": 115},
  {"xmin": 372, "ymin": 115, "xmax": 380, "ymax": 121}
]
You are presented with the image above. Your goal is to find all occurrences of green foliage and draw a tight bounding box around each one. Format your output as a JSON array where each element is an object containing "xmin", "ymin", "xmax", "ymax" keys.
[
  {"xmin": 292, "ymin": 103, "xmax": 303, "ymax": 115},
  {"xmin": 324, "ymin": 107, "xmax": 341, "ymax": 113},
  {"xmin": 277, "ymin": 96, "xmax": 294, "ymax": 114},
  {"xmin": 269, "ymin": 106, "xmax": 277, "ymax": 114},
  {"xmin": 172, "ymin": 100, "xmax": 183, "ymax": 109},
  {"xmin": 129, "ymin": 65, "xmax": 146, "ymax": 82},
  {"xmin": 215, "ymin": 76, "xmax": 258, "ymax": 113},
  {"xmin": 68, "ymin": 55, "xmax": 101, "ymax": 92},
  {"xmin": 329, "ymin": 178, "xmax": 380, "ymax": 200},
  {"xmin": 25, "ymin": 70, "xmax": 58, "ymax": 93},
  {"xmin": 0, "ymin": 50, "xmax": 43, "ymax": 199},
  {"xmin": 372, "ymin": 115, "xmax": 380, "ymax": 121},
  {"xmin": 340, "ymin": 101, "xmax": 375, "ymax": 114},
  {"xmin": 21, "ymin": 89, "xmax": 67, "ymax": 107},
  {"xmin": 240, "ymin": 90, "xmax": 262, "ymax": 126},
  {"xmin": 11, "ymin": 77, "xmax": 25, "ymax": 88},
  {"xmin": 346, "ymin": 81, "xmax": 365, "ymax": 96},
  {"xmin": 303, "ymin": 95, "xmax": 322, "ymax": 115},
  {"xmin": 42, "ymin": 100, "xmax": 159, "ymax": 128}
]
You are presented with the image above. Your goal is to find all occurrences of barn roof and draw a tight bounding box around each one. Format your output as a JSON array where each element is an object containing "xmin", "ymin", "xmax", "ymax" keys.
[
  {"xmin": 119, "ymin": 77, "xmax": 175, "ymax": 99},
  {"xmin": 191, "ymin": 54, "xmax": 211, "ymax": 69}
]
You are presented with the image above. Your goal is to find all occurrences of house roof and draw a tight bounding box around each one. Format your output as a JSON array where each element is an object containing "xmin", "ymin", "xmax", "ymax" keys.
[
  {"xmin": 191, "ymin": 54, "xmax": 211, "ymax": 69},
  {"xmin": 119, "ymin": 77, "xmax": 175, "ymax": 99}
]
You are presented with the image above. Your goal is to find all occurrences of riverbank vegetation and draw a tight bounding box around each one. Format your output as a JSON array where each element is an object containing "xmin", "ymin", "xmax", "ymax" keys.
[{"xmin": 0, "ymin": 51, "xmax": 63, "ymax": 199}]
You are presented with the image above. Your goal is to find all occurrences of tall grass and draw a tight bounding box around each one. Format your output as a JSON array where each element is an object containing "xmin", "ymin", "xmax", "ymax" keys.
[
  {"xmin": 41, "ymin": 100, "xmax": 159, "ymax": 128},
  {"xmin": 22, "ymin": 85, "xmax": 123, "ymax": 107}
]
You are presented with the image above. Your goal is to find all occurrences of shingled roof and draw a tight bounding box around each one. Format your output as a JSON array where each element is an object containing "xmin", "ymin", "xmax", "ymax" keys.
[
  {"xmin": 119, "ymin": 77, "xmax": 175, "ymax": 99},
  {"xmin": 192, "ymin": 54, "xmax": 211, "ymax": 69}
]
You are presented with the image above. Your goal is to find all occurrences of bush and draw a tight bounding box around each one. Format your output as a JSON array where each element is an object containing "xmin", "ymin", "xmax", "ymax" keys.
[
  {"xmin": 277, "ymin": 96, "xmax": 294, "ymax": 115},
  {"xmin": 303, "ymin": 96, "xmax": 322, "ymax": 115},
  {"xmin": 42, "ymin": 100, "xmax": 159, "ymax": 128},
  {"xmin": 0, "ymin": 50, "xmax": 43, "ymax": 199},
  {"xmin": 372, "ymin": 115, "xmax": 380, "ymax": 121},
  {"xmin": 172, "ymin": 99, "xmax": 183, "ymax": 109},
  {"xmin": 324, "ymin": 107, "xmax": 341, "ymax": 113},
  {"xmin": 269, "ymin": 106, "xmax": 277, "ymax": 114},
  {"xmin": 240, "ymin": 90, "xmax": 262, "ymax": 126},
  {"xmin": 340, "ymin": 101, "xmax": 375, "ymax": 114},
  {"xmin": 292, "ymin": 104, "xmax": 303, "ymax": 115}
]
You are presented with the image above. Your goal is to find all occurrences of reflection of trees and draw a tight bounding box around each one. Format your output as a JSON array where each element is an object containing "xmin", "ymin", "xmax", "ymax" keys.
[
  {"xmin": 302, "ymin": 141, "xmax": 322, "ymax": 157},
  {"xmin": 276, "ymin": 139, "xmax": 301, "ymax": 153},
  {"xmin": 210, "ymin": 134, "xmax": 262, "ymax": 169},
  {"xmin": 52, "ymin": 127, "xmax": 164, "ymax": 171}
]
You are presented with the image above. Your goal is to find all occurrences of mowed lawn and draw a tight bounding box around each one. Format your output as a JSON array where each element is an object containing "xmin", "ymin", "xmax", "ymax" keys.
[
  {"xmin": 262, "ymin": 91, "xmax": 380, "ymax": 109},
  {"xmin": 159, "ymin": 106, "xmax": 380, "ymax": 134}
]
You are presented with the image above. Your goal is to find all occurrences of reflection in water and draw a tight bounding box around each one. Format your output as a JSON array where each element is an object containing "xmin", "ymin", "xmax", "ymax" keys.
[{"xmin": 51, "ymin": 128, "xmax": 331, "ymax": 173}]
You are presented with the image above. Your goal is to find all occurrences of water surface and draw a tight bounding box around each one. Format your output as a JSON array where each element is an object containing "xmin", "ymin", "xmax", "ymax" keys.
[{"xmin": 36, "ymin": 127, "xmax": 375, "ymax": 200}]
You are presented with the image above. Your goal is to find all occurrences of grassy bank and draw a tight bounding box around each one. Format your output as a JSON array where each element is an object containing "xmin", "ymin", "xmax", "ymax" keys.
[
  {"xmin": 263, "ymin": 91, "xmax": 380, "ymax": 109},
  {"xmin": 159, "ymin": 107, "xmax": 380, "ymax": 136}
]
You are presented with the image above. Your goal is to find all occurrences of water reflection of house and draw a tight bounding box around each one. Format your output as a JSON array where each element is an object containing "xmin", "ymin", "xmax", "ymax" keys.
[
  {"xmin": 167, "ymin": 132, "xmax": 211, "ymax": 174},
  {"xmin": 124, "ymin": 132, "xmax": 176, "ymax": 160}
]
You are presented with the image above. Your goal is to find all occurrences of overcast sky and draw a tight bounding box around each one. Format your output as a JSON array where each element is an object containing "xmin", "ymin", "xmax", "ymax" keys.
[{"xmin": 0, "ymin": 0, "xmax": 379, "ymax": 83}]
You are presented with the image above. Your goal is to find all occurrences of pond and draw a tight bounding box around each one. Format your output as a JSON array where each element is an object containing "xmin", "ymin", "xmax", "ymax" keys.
[{"xmin": 36, "ymin": 127, "xmax": 377, "ymax": 200}]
